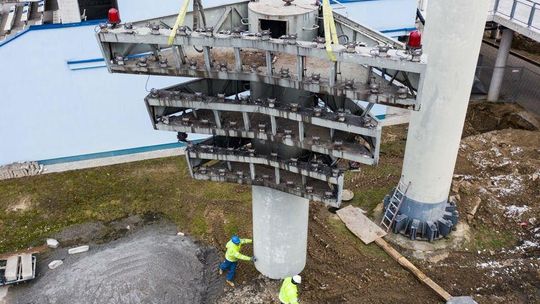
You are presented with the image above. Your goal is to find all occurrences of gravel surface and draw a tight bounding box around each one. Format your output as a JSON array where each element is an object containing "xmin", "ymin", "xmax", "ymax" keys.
[{"xmin": 6, "ymin": 221, "xmax": 223, "ymax": 304}]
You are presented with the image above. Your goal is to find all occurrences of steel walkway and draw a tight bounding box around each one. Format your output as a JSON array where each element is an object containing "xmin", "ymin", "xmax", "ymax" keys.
[{"xmin": 489, "ymin": 0, "xmax": 540, "ymax": 42}]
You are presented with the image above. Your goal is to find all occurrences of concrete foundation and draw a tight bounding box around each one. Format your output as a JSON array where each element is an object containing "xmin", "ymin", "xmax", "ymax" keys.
[
  {"xmin": 392, "ymin": 0, "xmax": 491, "ymax": 240},
  {"xmin": 252, "ymin": 185, "xmax": 309, "ymax": 279}
]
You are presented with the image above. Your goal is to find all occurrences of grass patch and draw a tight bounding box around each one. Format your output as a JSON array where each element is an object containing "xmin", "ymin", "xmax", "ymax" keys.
[
  {"xmin": 469, "ymin": 224, "xmax": 517, "ymax": 250},
  {"xmin": 0, "ymin": 156, "xmax": 250, "ymax": 254}
]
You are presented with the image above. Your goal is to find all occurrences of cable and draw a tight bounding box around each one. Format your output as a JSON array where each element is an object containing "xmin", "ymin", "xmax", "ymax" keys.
[{"xmin": 144, "ymin": 75, "xmax": 151, "ymax": 92}]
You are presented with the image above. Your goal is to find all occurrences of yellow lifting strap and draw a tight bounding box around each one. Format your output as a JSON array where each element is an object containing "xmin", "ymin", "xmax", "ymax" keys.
[
  {"xmin": 322, "ymin": 0, "xmax": 339, "ymax": 61},
  {"xmin": 168, "ymin": 0, "xmax": 192, "ymax": 45}
]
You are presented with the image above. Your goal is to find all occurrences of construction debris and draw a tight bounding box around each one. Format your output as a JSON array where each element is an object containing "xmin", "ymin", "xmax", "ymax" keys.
[
  {"xmin": 48, "ymin": 260, "xmax": 63, "ymax": 269},
  {"xmin": 0, "ymin": 162, "xmax": 43, "ymax": 180},
  {"xmin": 46, "ymin": 238, "xmax": 59, "ymax": 249},
  {"xmin": 68, "ymin": 245, "xmax": 89, "ymax": 254}
]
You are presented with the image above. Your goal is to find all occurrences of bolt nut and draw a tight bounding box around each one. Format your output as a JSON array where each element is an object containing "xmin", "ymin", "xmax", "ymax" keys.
[
  {"xmin": 284, "ymin": 129, "xmax": 293, "ymax": 139},
  {"xmin": 151, "ymin": 24, "xmax": 160, "ymax": 35},
  {"xmin": 218, "ymin": 169, "xmax": 226, "ymax": 176},
  {"xmin": 194, "ymin": 92, "xmax": 204, "ymax": 100},
  {"xmin": 346, "ymin": 42, "xmax": 356, "ymax": 53},
  {"xmin": 337, "ymin": 112, "xmax": 346, "ymax": 122},
  {"xmin": 115, "ymin": 56, "xmax": 125, "ymax": 65},
  {"xmin": 411, "ymin": 48, "xmax": 423, "ymax": 62},
  {"xmin": 332, "ymin": 169, "xmax": 340, "ymax": 177},
  {"xmin": 345, "ymin": 79, "xmax": 355, "ymax": 90},
  {"xmin": 267, "ymin": 98, "xmax": 276, "ymax": 108},
  {"xmin": 312, "ymin": 136, "xmax": 320, "ymax": 145},
  {"xmin": 378, "ymin": 45, "xmax": 390, "ymax": 54},
  {"xmin": 219, "ymin": 62, "xmax": 228, "ymax": 72},
  {"xmin": 397, "ymin": 87, "xmax": 408, "ymax": 99},
  {"xmin": 137, "ymin": 57, "xmax": 148, "ymax": 67},
  {"xmin": 334, "ymin": 140, "xmax": 343, "ymax": 150},
  {"xmin": 306, "ymin": 186, "xmax": 314, "ymax": 193},
  {"xmin": 289, "ymin": 103, "xmax": 299, "ymax": 112},
  {"xmin": 160, "ymin": 116, "xmax": 170, "ymax": 125},
  {"xmin": 178, "ymin": 26, "xmax": 189, "ymax": 36},
  {"xmin": 159, "ymin": 58, "xmax": 168, "ymax": 68},
  {"xmin": 313, "ymin": 107, "xmax": 323, "ymax": 117},
  {"xmin": 280, "ymin": 68, "xmax": 290, "ymax": 78},
  {"xmin": 232, "ymin": 27, "xmax": 242, "ymax": 37},
  {"xmin": 311, "ymin": 73, "xmax": 321, "ymax": 83}
]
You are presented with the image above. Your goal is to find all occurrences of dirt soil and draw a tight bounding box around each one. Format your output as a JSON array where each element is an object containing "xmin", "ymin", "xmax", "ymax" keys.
[{"xmin": 0, "ymin": 101, "xmax": 539, "ymax": 304}]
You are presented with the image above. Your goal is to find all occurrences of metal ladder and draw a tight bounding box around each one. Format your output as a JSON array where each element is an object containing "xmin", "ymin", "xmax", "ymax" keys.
[{"xmin": 380, "ymin": 180, "xmax": 411, "ymax": 232}]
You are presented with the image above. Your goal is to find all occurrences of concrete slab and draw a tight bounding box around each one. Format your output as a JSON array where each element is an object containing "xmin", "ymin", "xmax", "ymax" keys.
[
  {"xmin": 20, "ymin": 254, "xmax": 33, "ymax": 280},
  {"xmin": 4, "ymin": 256, "xmax": 18, "ymax": 282},
  {"xmin": 447, "ymin": 296, "xmax": 478, "ymax": 304}
]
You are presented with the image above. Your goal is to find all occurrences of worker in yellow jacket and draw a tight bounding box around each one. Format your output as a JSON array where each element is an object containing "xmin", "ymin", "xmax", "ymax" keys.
[
  {"xmin": 219, "ymin": 235, "xmax": 255, "ymax": 287},
  {"xmin": 279, "ymin": 275, "xmax": 301, "ymax": 304}
]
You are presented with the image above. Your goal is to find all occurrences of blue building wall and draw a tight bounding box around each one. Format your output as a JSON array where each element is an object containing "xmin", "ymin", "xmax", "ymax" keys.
[
  {"xmin": 336, "ymin": 0, "xmax": 417, "ymax": 37},
  {"xmin": 0, "ymin": 22, "xmax": 187, "ymax": 165}
]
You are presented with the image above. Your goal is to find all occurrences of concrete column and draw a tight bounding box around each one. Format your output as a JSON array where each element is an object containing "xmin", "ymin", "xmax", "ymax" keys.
[
  {"xmin": 252, "ymin": 186, "xmax": 309, "ymax": 279},
  {"xmin": 395, "ymin": 0, "xmax": 490, "ymax": 239},
  {"xmin": 487, "ymin": 28, "xmax": 514, "ymax": 101},
  {"xmin": 418, "ymin": 0, "xmax": 428, "ymax": 13}
]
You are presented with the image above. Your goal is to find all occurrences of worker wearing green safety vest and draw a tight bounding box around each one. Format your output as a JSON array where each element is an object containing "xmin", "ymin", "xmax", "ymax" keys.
[
  {"xmin": 219, "ymin": 235, "xmax": 256, "ymax": 287},
  {"xmin": 279, "ymin": 275, "xmax": 301, "ymax": 304}
]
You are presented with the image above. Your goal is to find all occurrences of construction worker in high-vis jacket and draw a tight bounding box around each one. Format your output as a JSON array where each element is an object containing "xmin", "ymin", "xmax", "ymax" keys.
[
  {"xmin": 279, "ymin": 275, "xmax": 301, "ymax": 304},
  {"xmin": 219, "ymin": 235, "xmax": 256, "ymax": 287}
]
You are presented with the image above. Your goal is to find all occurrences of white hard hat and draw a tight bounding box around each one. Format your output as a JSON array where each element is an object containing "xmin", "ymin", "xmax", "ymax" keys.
[{"xmin": 292, "ymin": 275, "xmax": 302, "ymax": 284}]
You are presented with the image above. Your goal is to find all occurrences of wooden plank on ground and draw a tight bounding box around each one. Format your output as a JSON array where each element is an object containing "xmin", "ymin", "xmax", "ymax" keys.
[
  {"xmin": 336, "ymin": 205, "xmax": 453, "ymax": 302},
  {"xmin": 336, "ymin": 205, "xmax": 387, "ymax": 244}
]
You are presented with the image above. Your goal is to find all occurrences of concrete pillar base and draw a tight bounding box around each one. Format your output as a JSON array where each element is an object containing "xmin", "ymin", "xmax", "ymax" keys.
[
  {"xmin": 384, "ymin": 193, "xmax": 458, "ymax": 242},
  {"xmin": 252, "ymin": 186, "xmax": 309, "ymax": 279}
]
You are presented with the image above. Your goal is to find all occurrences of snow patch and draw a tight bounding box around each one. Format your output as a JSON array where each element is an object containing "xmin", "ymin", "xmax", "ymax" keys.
[
  {"xmin": 504, "ymin": 205, "xmax": 530, "ymax": 218},
  {"xmin": 490, "ymin": 175, "xmax": 524, "ymax": 197}
]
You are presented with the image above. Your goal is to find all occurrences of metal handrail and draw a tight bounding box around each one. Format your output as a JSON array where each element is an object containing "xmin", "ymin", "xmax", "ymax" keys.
[{"xmin": 493, "ymin": 0, "xmax": 539, "ymax": 29}]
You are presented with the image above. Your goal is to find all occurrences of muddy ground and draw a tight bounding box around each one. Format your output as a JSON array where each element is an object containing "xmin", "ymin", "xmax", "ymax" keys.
[{"xmin": 0, "ymin": 102, "xmax": 539, "ymax": 303}]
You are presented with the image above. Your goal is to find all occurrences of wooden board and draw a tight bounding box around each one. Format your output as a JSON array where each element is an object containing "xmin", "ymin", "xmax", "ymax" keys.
[{"xmin": 336, "ymin": 205, "xmax": 387, "ymax": 244}]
